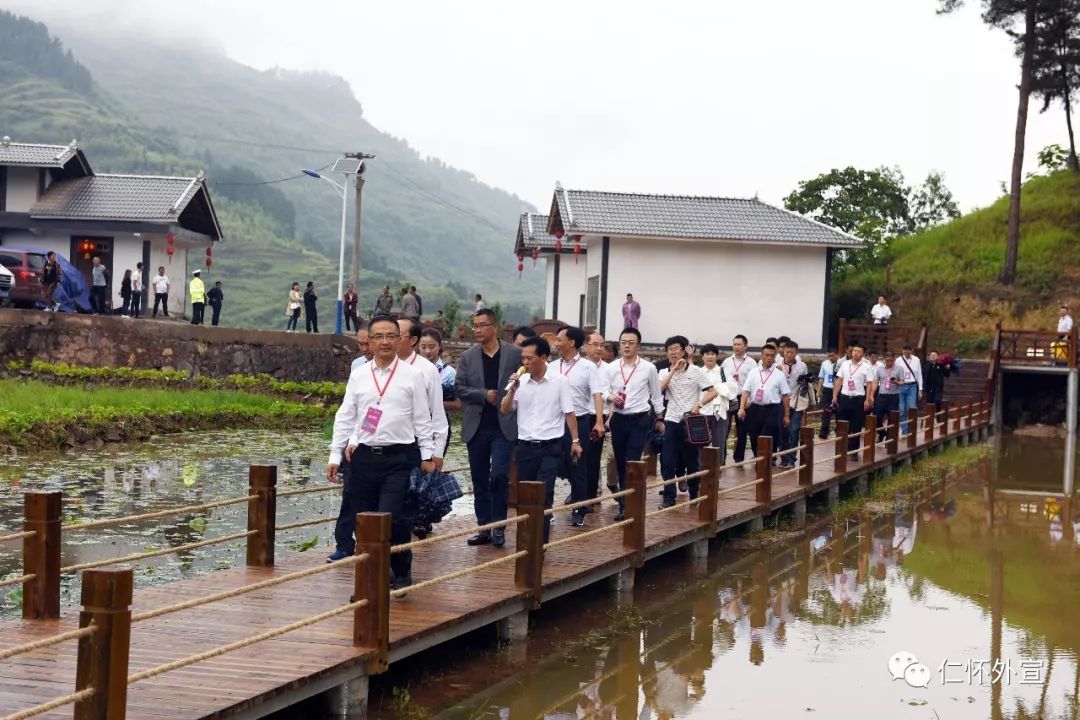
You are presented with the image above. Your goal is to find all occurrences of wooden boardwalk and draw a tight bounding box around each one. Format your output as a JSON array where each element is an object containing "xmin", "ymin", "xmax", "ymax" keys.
[{"xmin": 0, "ymin": 404, "xmax": 990, "ymax": 720}]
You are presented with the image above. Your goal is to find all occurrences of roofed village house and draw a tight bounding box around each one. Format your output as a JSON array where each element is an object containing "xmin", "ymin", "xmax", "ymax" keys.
[
  {"xmin": 0, "ymin": 137, "xmax": 222, "ymax": 315},
  {"xmin": 517, "ymin": 183, "xmax": 862, "ymax": 351}
]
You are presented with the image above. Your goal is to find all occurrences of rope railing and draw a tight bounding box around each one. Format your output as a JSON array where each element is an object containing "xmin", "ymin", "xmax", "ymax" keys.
[
  {"xmin": 391, "ymin": 514, "xmax": 528, "ymax": 554},
  {"xmin": 644, "ymin": 469, "xmax": 710, "ymax": 491},
  {"xmin": 0, "ymin": 530, "xmax": 35, "ymax": 544},
  {"xmin": 719, "ymin": 455, "xmax": 763, "ymax": 471},
  {"xmin": 543, "ymin": 518, "xmax": 635, "ymax": 550},
  {"xmin": 0, "ymin": 624, "xmax": 97, "ymax": 662},
  {"xmin": 0, "ymin": 573, "xmax": 35, "ymax": 589},
  {"xmin": 771, "ymin": 464, "xmax": 807, "ymax": 480},
  {"xmin": 545, "ymin": 488, "xmax": 635, "ymax": 516},
  {"xmin": 131, "ymin": 553, "xmax": 371, "ymax": 623},
  {"xmin": 390, "ymin": 550, "xmax": 527, "ymax": 598},
  {"xmin": 645, "ymin": 495, "xmax": 710, "ymax": 517},
  {"xmin": 716, "ymin": 478, "xmax": 765, "ymax": 496},
  {"xmin": 276, "ymin": 516, "xmax": 336, "ymax": 532},
  {"xmin": 0, "ymin": 687, "xmax": 96, "ymax": 720},
  {"xmin": 276, "ymin": 484, "xmax": 340, "ymax": 498},
  {"xmin": 127, "ymin": 598, "xmax": 371, "ymax": 686},
  {"xmin": 771, "ymin": 444, "xmax": 806, "ymax": 459},
  {"xmin": 63, "ymin": 494, "xmax": 258, "ymax": 533},
  {"xmin": 60, "ymin": 530, "xmax": 257, "ymax": 574}
]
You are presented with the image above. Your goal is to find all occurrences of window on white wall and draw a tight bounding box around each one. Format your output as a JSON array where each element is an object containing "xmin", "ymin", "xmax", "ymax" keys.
[{"xmin": 585, "ymin": 275, "xmax": 599, "ymax": 326}]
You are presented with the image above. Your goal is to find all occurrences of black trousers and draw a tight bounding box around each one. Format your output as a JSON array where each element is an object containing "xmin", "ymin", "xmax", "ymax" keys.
[
  {"xmin": 344, "ymin": 310, "xmax": 359, "ymax": 331},
  {"xmin": 210, "ymin": 302, "xmax": 222, "ymax": 326},
  {"xmin": 586, "ymin": 426, "xmax": 604, "ymax": 499},
  {"xmin": 190, "ymin": 302, "xmax": 204, "ymax": 325},
  {"xmin": 874, "ymin": 393, "xmax": 900, "ymax": 440},
  {"xmin": 837, "ymin": 394, "xmax": 867, "ymax": 456},
  {"xmin": 335, "ymin": 445, "xmax": 417, "ymax": 578},
  {"xmin": 925, "ymin": 386, "xmax": 943, "ymax": 412},
  {"xmin": 728, "ymin": 407, "xmax": 750, "ymax": 463},
  {"xmin": 516, "ymin": 439, "xmax": 562, "ymax": 542},
  {"xmin": 818, "ymin": 386, "xmax": 834, "ymax": 438},
  {"xmin": 90, "ymin": 286, "xmax": 108, "ymax": 314},
  {"xmin": 306, "ymin": 311, "xmax": 319, "ymax": 333},
  {"xmin": 563, "ymin": 414, "xmax": 596, "ymax": 507},
  {"xmin": 662, "ymin": 420, "xmax": 701, "ymax": 502},
  {"xmin": 153, "ymin": 292, "xmax": 168, "ymax": 317},
  {"xmin": 610, "ymin": 412, "xmax": 651, "ymax": 508},
  {"xmin": 744, "ymin": 403, "xmax": 781, "ymax": 459},
  {"xmin": 131, "ymin": 291, "xmax": 142, "ymax": 318}
]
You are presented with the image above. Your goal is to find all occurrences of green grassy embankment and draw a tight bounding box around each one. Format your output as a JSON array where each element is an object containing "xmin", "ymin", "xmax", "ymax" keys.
[{"xmin": 834, "ymin": 171, "xmax": 1080, "ymax": 354}]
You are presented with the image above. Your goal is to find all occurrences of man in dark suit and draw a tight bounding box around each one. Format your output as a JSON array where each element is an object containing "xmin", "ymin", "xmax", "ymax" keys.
[{"xmin": 455, "ymin": 308, "xmax": 522, "ymax": 547}]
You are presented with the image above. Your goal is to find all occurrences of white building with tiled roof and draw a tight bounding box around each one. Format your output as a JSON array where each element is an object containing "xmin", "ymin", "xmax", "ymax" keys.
[
  {"xmin": 0, "ymin": 137, "xmax": 222, "ymax": 315},
  {"xmin": 534, "ymin": 183, "xmax": 863, "ymax": 351}
]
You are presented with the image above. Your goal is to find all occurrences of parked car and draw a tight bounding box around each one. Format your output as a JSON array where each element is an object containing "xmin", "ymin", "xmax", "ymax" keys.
[
  {"xmin": 0, "ymin": 248, "xmax": 48, "ymax": 308},
  {"xmin": 0, "ymin": 263, "xmax": 13, "ymax": 306}
]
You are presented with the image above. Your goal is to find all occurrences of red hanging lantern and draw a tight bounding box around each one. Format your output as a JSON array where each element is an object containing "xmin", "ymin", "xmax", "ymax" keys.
[
  {"xmin": 573, "ymin": 236, "xmax": 582, "ymax": 264},
  {"xmin": 517, "ymin": 261, "xmax": 524, "ymax": 277},
  {"xmin": 206, "ymin": 246, "xmax": 212, "ymax": 257},
  {"xmin": 531, "ymin": 247, "xmax": 539, "ymax": 266},
  {"xmin": 554, "ymin": 238, "xmax": 562, "ymax": 252},
  {"xmin": 165, "ymin": 244, "xmax": 175, "ymax": 261},
  {"xmin": 166, "ymin": 233, "xmax": 175, "ymax": 246},
  {"xmin": 205, "ymin": 256, "xmax": 213, "ymax": 269},
  {"xmin": 554, "ymin": 228, "xmax": 564, "ymax": 240}
]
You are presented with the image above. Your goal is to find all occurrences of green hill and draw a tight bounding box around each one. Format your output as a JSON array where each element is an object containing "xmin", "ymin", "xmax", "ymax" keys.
[{"xmin": 834, "ymin": 170, "xmax": 1080, "ymax": 354}]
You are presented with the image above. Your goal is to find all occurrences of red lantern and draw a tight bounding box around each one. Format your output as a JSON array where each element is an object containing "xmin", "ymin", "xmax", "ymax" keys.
[
  {"xmin": 531, "ymin": 247, "xmax": 539, "ymax": 266},
  {"xmin": 573, "ymin": 237, "xmax": 581, "ymax": 264},
  {"xmin": 554, "ymin": 239, "xmax": 562, "ymax": 252},
  {"xmin": 166, "ymin": 233, "xmax": 175, "ymax": 245},
  {"xmin": 165, "ymin": 244, "xmax": 175, "ymax": 262},
  {"xmin": 517, "ymin": 261, "xmax": 524, "ymax": 277},
  {"xmin": 206, "ymin": 246, "xmax": 212, "ymax": 257},
  {"xmin": 554, "ymin": 228, "xmax": 564, "ymax": 240},
  {"xmin": 205, "ymin": 256, "xmax": 213, "ymax": 269}
]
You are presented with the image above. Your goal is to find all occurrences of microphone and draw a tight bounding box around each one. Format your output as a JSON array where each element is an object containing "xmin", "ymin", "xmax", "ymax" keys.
[{"xmin": 505, "ymin": 365, "xmax": 527, "ymax": 392}]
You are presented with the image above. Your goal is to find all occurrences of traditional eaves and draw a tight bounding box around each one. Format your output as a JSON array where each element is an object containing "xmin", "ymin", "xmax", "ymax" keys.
[
  {"xmin": 514, "ymin": 212, "xmax": 588, "ymax": 254},
  {"xmin": 547, "ymin": 184, "xmax": 863, "ymax": 248}
]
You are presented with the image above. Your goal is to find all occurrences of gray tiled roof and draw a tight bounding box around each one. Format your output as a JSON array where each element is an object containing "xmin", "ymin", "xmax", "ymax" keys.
[
  {"xmin": 548, "ymin": 186, "xmax": 862, "ymax": 248},
  {"xmin": 0, "ymin": 141, "xmax": 79, "ymax": 167},
  {"xmin": 31, "ymin": 174, "xmax": 205, "ymax": 223},
  {"xmin": 514, "ymin": 212, "xmax": 588, "ymax": 254}
]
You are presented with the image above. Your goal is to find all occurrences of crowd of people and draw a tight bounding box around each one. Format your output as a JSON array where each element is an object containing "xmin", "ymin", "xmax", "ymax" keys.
[{"xmin": 323, "ymin": 300, "xmax": 956, "ymax": 593}]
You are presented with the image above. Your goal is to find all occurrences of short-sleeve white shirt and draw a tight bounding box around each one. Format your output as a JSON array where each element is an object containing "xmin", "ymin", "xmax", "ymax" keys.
[
  {"xmin": 548, "ymin": 355, "xmax": 603, "ymax": 417},
  {"xmin": 836, "ymin": 358, "xmax": 875, "ymax": 397},
  {"xmin": 742, "ymin": 365, "xmax": 791, "ymax": 405},
  {"xmin": 720, "ymin": 353, "xmax": 756, "ymax": 394},
  {"xmin": 512, "ymin": 371, "xmax": 574, "ymax": 441}
]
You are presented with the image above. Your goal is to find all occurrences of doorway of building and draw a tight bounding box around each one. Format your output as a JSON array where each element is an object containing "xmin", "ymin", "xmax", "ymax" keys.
[{"xmin": 70, "ymin": 236, "xmax": 114, "ymax": 309}]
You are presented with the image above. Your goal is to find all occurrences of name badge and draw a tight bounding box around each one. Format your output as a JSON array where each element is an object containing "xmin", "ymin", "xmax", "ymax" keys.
[
  {"xmin": 754, "ymin": 388, "xmax": 764, "ymax": 403},
  {"xmin": 733, "ymin": 373, "xmax": 740, "ymax": 382},
  {"xmin": 617, "ymin": 390, "xmax": 627, "ymax": 403},
  {"xmin": 847, "ymin": 380, "xmax": 856, "ymax": 392},
  {"xmin": 360, "ymin": 406, "xmax": 383, "ymax": 434},
  {"xmin": 885, "ymin": 380, "xmax": 893, "ymax": 390},
  {"xmin": 828, "ymin": 374, "xmax": 835, "ymax": 384}
]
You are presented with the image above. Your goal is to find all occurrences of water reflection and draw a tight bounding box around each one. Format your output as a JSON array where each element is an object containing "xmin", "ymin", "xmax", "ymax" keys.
[{"xmin": 436, "ymin": 440, "xmax": 1080, "ymax": 720}]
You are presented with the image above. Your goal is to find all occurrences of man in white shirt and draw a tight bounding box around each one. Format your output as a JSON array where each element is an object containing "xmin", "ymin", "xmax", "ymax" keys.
[
  {"xmin": 326, "ymin": 316, "xmax": 434, "ymax": 590},
  {"xmin": 396, "ymin": 318, "xmax": 449, "ymax": 468},
  {"xmin": 721, "ymin": 334, "xmax": 756, "ymax": 463},
  {"xmin": 871, "ymin": 295, "xmax": 892, "ymax": 325},
  {"xmin": 130, "ymin": 262, "xmax": 144, "ymax": 318},
  {"xmin": 737, "ymin": 344, "xmax": 791, "ymax": 457},
  {"xmin": 896, "ymin": 343, "xmax": 923, "ymax": 434},
  {"xmin": 1058, "ymin": 304, "xmax": 1073, "ymax": 334},
  {"xmin": 700, "ymin": 344, "xmax": 736, "ymax": 465},
  {"xmin": 150, "ymin": 266, "xmax": 170, "ymax": 318},
  {"xmin": 658, "ymin": 335, "xmax": 717, "ymax": 508},
  {"xmin": 503, "ymin": 336, "xmax": 580, "ymax": 542},
  {"xmin": 584, "ymin": 331, "xmax": 612, "ymax": 502},
  {"xmin": 552, "ymin": 326, "xmax": 605, "ymax": 526},
  {"xmin": 777, "ymin": 341, "xmax": 809, "ymax": 469},
  {"xmin": 350, "ymin": 328, "xmax": 372, "ymax": 372},
  {"xmin": 874, "ymin": 351, "xmax": 905, "ymax": 441},
  {"xmin": 832, "ymin": 341, "xmax": 876, "ymax": 460},
  {"xmin": 817, "ymin": 348, "xmax": 839, "ymax": 440},
  {"xmin": 605, "ymin": 326, "xmax": 664, "ymax": 521},
  {"xmin": 474, "ymin": 293, "xmax": 486, "ymax": 313}
]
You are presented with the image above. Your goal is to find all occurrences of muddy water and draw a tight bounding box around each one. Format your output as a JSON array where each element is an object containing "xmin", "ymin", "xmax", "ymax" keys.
[{"xmin": 367, "ymin": 436, "xmax": 1080, "ymax": 720}]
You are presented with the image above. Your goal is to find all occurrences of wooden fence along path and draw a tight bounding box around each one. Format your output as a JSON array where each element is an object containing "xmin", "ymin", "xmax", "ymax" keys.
[{"xmin": 0, "ymin": 399, "xmax": 992, "ymax": 720}]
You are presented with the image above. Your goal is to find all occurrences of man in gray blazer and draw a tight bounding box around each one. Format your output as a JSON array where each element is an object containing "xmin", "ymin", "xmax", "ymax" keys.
[{"xmin": 455, "ymin": 308, "xmax": 522, "ymax": 547}]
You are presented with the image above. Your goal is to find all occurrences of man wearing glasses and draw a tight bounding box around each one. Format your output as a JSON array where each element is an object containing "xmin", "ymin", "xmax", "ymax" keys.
[{"xmin": 455, "ymin": 309, "xmax": 523, "ymax": 547}]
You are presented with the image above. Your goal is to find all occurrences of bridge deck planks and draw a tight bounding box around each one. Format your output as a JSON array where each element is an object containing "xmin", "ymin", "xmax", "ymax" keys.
[{"xmin": 0, "ymin": 415, "xmax": 982, "ymax": 719}]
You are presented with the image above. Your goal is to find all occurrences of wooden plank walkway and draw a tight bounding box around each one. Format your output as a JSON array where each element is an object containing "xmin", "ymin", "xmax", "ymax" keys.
[{"xmin": 0, "ymin": 410, "xmax": 989, "ymax": 720}]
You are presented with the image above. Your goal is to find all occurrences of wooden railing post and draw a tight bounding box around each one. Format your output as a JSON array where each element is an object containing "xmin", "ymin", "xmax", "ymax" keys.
[
  {"xmin": 864, "ymin": 416, "xmax": 876, "ymax": 464},
  {"xmin": 246, "ymin": 465, "xmax": 277, "ymax": 567},
  {"xmin": 624, "ymin": 461, "xmax": 647, "ymax": 567},
  {"xmin": 755, "ymin": 436, "xmax": 773, "ymax": 504},
  {"xmin": 834, "ymin": 421, "xmax": 849, "ymax": 473},
  {"xmin": 924, "ymin": 403, "xmax": 934, "ymax": 444},
  {"xmin": 508, "ymin": 454, "xmax": 519, "ymax": 508},
  {"xmin": 514, "ymin": 481, "xmax": 546, "ymax": 608},
  {"xmin": 23, "ymin": 490, "xmax": 61, "ymax": 620},
  {"xmin": 698, "ymin": 447, "xmax": 720, "ymax": 527},
  {"xmin": 644, "ymin": 452, "xmax": 658, "ymax": 478},
  {"xmin": 799, "ymin": 426, "xmax": 814, "ymax": 486},
  {"xmin": 939, "ymin": 400, "xmax": 951, "ymax": 436},
  {"xmin": 887, "ymin": 410, "xmax": 900, "ymax": 455},
  {"xmin": 906, "ymin": 409, "xmax": 918, "ymax": 450},
  {"xmin": 964, "ymin": 398, "xmax": 974, "ymax": 429},
  {"xmin": 74, "ymin": 568, "xmax": 132, "ymax": 720},
  {"xmin": 354, "ymin": 512, "xmax": 390, "ymax": 673},
  {"xmin": 950, "ymin": 403, "xmax": 960, "ymax": 434}
]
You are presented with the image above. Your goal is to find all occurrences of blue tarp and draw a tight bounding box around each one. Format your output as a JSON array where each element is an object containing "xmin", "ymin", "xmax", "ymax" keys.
[{"xmin": 2, "ymin": 246, "xmax": 90, "ymax": 313}]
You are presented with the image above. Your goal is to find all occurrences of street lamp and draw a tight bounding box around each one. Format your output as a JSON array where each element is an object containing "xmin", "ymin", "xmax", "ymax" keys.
[{"xmin": 302, "ymin": 167, "xmax": 350, "ymax": 335}]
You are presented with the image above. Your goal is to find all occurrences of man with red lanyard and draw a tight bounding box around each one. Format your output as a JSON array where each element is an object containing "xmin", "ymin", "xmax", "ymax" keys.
[
  {"xmin": 397, "ymin": 318, "xmax": 449, "ymax": 467},
  {"xmin": 832, "ymin": 340, "xmax": 876, "ymax": 461},
  {"xmin": 584, "ymin": 331, "xmax": 613, "ymax": 503},
  {"xmin": 552, "ymin": 326, "xmax": 605, "ymax": 526},
  {"xmin": 605, "ymin": 327, "xmax": 664, "ymax": 521},
  {"xmin": 721, "ymin": 334, "xmax": 755, "ymax": 463},
  {"xmin": 327, "ymin": 315, "xmax": 434, "ymax": 592},
  {"xmin": 897, "ymin": 343, "xmax": 923, "ymax": 434},
  {"xmin": 737, "ymin": 343, "xmax": 790, "ymax": 456},
  {"xmin": 777, "ymin": 341, "xmax": 808, "ymax": 469}
]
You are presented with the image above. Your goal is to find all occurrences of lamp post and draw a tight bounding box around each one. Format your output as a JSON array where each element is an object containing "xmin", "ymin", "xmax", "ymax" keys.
[{"xmin": 302, "ymin": 168, "xmax": 349, "ymax": 335}]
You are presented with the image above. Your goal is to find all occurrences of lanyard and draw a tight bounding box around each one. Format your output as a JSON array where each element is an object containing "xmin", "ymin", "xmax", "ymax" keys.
[
  {"xmin": 619, "ymin": 360, "xmax": 640, "ymax": 390},
  {"xmin": 407, "ymin": 353, "xmax": 418, "ymax": 366},
  {"xmin": 732, "ymin": 356, "xmax": 748, "ymax": 375},
  {"xmin": 759, "ymin": 367, "xmax": 774, "ymax": 385},
  {"xmin": 370, "ymin": 359, "xmax": 400, "ymax": 404},
  {"xmin": 560, "ymin": 357, "xmax": 579, "ymax": 376}
]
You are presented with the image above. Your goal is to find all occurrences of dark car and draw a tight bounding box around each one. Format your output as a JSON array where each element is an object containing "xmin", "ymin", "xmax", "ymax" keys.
[{"xmin": 0, "ymin": 248, "xmax": 48, "ymax": 308}]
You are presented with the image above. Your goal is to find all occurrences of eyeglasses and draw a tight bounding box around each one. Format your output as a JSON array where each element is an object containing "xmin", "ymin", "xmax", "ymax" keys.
[
  {"xmin": 472, "ymin": 323, "xmax": 494, "ymax": 330},
  {"xmin": 370, "ymin": 333, "xmax": 401, "ymax": 342},
  {"xmin": 620, "ymin": 340, "xmax": 638, "ymax": 346}
]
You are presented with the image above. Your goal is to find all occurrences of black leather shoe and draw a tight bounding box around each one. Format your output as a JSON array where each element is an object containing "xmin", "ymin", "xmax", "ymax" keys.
[
  {"xmin": 467, "ymin": 531, "xmax": 492, "ymax": 546},
  {"xmin": 660, "ymin": 499, "xmax": 676, "ymax": 509},
  {"xmin": 614, "ymin": 510, "xmax": 625, "ymax": 522},
  {"xmin": 583, "ymin": 504, "xmax": 596, "ymax": 514},
  {"xmin": 570, "ymin": 510, "xmax": 586, "ymax": 527},
  {"xmin": 390, "ymin": 574, "xmax": 413, "ymax": 591},
  {"xmin": 492, "ymin": 528, "xmax": 506, "ymax": 548}
]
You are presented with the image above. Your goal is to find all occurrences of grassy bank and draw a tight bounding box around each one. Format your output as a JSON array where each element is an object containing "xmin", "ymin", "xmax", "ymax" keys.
[{"xmin": 0, "ymin": 378, "xmax": 331, "ymax": 451}]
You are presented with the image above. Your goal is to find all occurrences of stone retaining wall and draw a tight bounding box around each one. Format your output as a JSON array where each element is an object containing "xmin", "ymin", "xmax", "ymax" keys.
[{"xmin": 0, "ymin": 309, "xmax": 358, "ymax": 381}]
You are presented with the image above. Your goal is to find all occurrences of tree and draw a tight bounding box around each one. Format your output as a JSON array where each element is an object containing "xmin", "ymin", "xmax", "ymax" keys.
[
  {"xmin": 783, "ymin": 166, "xmax": 911, "ymax": 264},
  {"xmin": 1030, "ymin": 0, "xmax": 1080, "ymax": 170},
  {"xmin": 939, "ymin": 0, "xmax": 1047, "ymax": 285},
  {"xmin": 909, "ymin": 171, "xmax": 962, "ymax": 232}
]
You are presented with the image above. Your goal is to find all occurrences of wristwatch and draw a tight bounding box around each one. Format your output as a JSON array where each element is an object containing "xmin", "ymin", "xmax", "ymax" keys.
[{"xmin": 571, "ymin": 439, "xmax": 581, "ymax": 445}]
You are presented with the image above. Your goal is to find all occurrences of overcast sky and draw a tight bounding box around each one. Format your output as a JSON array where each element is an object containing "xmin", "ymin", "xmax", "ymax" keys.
[{"xmin": 15, "ymin": 0, "xmax": 1070, "ymax": 213}]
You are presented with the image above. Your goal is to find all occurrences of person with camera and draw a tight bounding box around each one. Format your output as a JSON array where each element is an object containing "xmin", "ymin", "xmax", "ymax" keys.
[
  {"xmin": 737, "ymin": 344, "xmax": 790, "ymax": 457},
  {"xmin": 777, "ymin": 341, "xmax": 809, "ymax": 469},
  {"xmin": 552, "ymin": 326, "xmax": 605, "ymax": 527},
  {"xmin": 831, "ymin": 341, "xmax": 876, "ymax": 461},
  {"xmin": 658, "ymin": 336, "xmax": 717, "ymax": 508},
  {"xmin": 817, "ymin": 348, "xmax": 839, "ymax": 439}
]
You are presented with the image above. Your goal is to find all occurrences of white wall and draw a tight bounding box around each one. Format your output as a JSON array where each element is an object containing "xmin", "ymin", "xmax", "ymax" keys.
[
  {"xmin": 111, "ymin": 235, "xmax": 143, "ymax": 310},
  {"xmin": 5, "ymin": 167, "xmax": 40, "ymax": 212},
  {"xmin": 601, "ymin": 236, "xmax": 828, "ymax": 349},
  {"xmin": 0, "ymin": 230, "xmax": 67, "ymax": 257},
  {"xmin": 553, "ymin": 255, "xmax": 588, "ymax": 326}
]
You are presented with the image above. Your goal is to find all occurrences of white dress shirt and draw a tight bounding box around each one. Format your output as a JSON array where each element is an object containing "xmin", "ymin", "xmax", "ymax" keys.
[
  {"xmin": 818, "ymin": 359, "xmax": 837, "ymax": 389},
  {"xmin": 1059, "ymin": 314, "xmax": 1074, "ymax": 333},
  {"xmin": 512, "ymin": 370, "xmax": 574, "ymax": 441},
  {"xmin": 329, "ymin": 359, "xmax": 434, "ymax": 464},
  {"xmin": 742, "ymin": 365, "xmax": 791, "ymax": 405},
  {"xmin": 720, "ymin": 353, "xmax": 756, "ymax": 395},
  {"xmin": 897, "ymin": 354, "xmax": 923, "ymax": 391},
  {"xmin": 871, "ymin": 303, "xmax": 892, "ymax": 324},
  {"xmin": 606, "ymin": 358, "xmax": 664, "ymax": 415},
  {"xmin": 549, "ymin": 355, "xmax": 603, "ymax": 417},
  {"xmin": 404, "ymin": 352, "xmax": 449, "ymax": 458},
  {"xmin": 351, "ymin": 355, "xmax": 370, "ymax": 372},
  {"xmin": 836, "ymin": 358, "xmax": 875, "ymax": 397}
]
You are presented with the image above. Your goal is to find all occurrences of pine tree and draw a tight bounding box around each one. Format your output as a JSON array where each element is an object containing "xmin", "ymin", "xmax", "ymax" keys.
[{"xmin": 1030, "ymin": 0, "xmax": 1080, "ymax": 170}]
